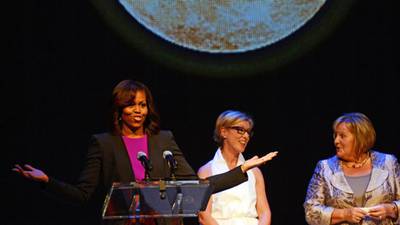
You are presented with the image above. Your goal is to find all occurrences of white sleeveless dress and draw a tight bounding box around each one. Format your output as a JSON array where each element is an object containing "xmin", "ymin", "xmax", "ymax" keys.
[{"xmin": 210, "ymin": 149, "xmax": 258, "ymax": 225}]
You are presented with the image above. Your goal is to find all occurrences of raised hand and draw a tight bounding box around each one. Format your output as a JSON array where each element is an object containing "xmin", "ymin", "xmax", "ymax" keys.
[
  {"xmin": 13, "ymin": 164, "xmax": 49, "ymax": 183},
  {"xmin": 241, "ymin": 151, "xmax": 278, "ymax": 172}
]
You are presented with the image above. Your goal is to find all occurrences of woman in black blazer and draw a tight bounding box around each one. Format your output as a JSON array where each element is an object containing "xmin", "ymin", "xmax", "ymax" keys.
[{"xmin": 14, "ymin": 80, "xmax": 277, "ymax": 224}]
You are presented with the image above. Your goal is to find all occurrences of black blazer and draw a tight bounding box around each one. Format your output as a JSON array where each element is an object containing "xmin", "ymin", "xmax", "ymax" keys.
[{"xmin": 45, "ymin": 131, "xmax": 247, "ymax": 220}]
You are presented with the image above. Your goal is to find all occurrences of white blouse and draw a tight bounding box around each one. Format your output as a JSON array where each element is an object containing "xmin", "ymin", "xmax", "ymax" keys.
[{"xmin": 210, "ymin": 148, "xmax": 258, "ymax": 225}]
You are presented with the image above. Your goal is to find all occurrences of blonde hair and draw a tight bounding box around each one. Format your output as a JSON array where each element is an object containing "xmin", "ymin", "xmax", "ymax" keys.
[
  {"xmin": 214, "ymin": 110, "xmax": 254, "ymax": 146},
  {"xmin": 333, "ymin": 112, "xmax": 376, "ymax": 158}
]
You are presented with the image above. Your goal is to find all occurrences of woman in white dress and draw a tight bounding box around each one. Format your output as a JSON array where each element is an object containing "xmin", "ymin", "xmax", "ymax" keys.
[{"xmin": 198, "ymin": 110, "xmax": 277, "ymax": 225}]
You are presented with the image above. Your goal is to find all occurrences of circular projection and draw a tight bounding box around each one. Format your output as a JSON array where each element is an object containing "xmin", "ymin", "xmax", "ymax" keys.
[
  {"xmin": 91, "ymin": 0, "xmax": 356, "ymax": 76},
  {"xmin": 118, "ymin": 0, "xmax": 326, "ymax": 53}
]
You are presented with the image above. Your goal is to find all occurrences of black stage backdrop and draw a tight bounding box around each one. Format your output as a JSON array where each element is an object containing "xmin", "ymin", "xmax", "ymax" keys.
[{"xmin": 3, "ymin": 0, "xmax": 399, "ymax": 225}]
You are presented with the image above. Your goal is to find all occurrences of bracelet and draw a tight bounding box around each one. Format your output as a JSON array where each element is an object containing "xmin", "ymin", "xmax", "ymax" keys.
[{"xmin": 391, "ymin": 203, "xmax": 398, "ymax": 219}]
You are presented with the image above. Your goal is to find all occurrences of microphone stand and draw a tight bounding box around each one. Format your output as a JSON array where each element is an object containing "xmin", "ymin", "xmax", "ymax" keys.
[
  {"xmin": 144, "ymin": 168, "xmax": 151, "ymax": 181},
  {"xmin": 170, "ymin": 167, "xmax": 176, "ymax": 181},
  {"xmin": 159, "ymin": 179, "xmax": 166, "ymax": 199},
  {"xmin": 139, "ymin": 160, "xmax": 152, "ymax": 181},
  {"xmin": 171, "ymin": 184, "xmax": 183, "ymax": 214}
]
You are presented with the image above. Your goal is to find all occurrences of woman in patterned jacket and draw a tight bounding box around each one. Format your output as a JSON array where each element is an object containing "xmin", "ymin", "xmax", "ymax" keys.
[{"xmin": 304, "ymin": 112, "xmax": 400, "ymax": 225}]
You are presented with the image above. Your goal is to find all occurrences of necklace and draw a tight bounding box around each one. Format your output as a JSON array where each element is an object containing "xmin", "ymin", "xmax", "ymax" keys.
[{"xmin": 340, "ymin": 153, "xmax": 370, "ymax": 169}]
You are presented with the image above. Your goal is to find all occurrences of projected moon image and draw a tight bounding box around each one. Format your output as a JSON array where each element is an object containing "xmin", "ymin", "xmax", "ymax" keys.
[{"xmin": 118, "ymin": 0, "xmax": 326, "ymax": 53}]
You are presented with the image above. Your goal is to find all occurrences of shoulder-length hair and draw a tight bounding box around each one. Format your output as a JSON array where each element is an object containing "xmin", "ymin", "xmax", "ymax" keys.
[
  {"xmin": 110, "ymin": 80, "xmax": 160, "ymax": 136},
  {"xmin": 213, "ymin": 110, "xmax": 254, "ymax": 147},
  {"xmin": 333, "ymin": 112, "xmax": 376, "ymax": 158}
]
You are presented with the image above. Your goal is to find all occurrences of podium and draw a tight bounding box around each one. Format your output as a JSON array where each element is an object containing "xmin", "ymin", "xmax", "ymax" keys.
[{"xmin": 102, "ymin": 180, "xmax": 212, "ymax": 220}]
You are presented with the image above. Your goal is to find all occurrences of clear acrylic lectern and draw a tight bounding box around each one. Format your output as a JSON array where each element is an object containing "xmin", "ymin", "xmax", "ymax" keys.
[{"xmin": 102, "ymin": 180, "xmax": 212, "ymax": 220}]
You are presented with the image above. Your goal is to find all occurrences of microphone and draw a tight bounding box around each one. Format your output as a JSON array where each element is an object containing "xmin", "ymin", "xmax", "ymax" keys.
[
  {"xmin": 163, "ymin": 150, "xmax": 178, "ymax": 170},
  {"xmin": 137, "ymin": 151, "xmax": 153, "ymax": 172}
]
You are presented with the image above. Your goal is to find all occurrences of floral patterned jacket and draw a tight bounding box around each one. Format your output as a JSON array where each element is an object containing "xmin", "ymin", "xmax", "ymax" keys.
[{"xmin": 304, "ymin": 151, "xmax": 400, "ymax": 225}]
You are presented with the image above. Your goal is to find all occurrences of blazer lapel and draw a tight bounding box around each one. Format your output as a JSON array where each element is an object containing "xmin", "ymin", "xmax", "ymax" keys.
[
  {"xmin": 328, "ymin": 151, "xmax": 389, "ymax": 194},
  {"xmin": 147, "ymin": 134, "xmax": 167, "ymax": 180},
  {"xmin": 366, "ymin": 152, "xmax": 389, "ymax": 192},
  {"xmin": 111, "ymin": 135, "xmax": 135, "ymax": 182},
  {"xmin": 328, "ymin": 156, "xmax": 354, "ymax": 193}
]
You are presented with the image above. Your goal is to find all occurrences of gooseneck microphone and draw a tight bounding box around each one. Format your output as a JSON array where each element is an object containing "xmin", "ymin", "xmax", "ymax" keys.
[
  {"xmin": 163, "ymin": 150, "xmax": 178, "ymax": 180},
  {"xmin": 137, "ymin": 151, "xmax": 153, "ymax": 180},
  {"xmin": 163, "ymin": 150, "xmax": 178, "ymax": 170}
]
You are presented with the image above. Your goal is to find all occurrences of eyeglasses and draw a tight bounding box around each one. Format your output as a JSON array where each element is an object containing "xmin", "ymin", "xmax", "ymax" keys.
[{"xmin": 229, "ymin": 126, "xmax": 253, "ymax": 137}]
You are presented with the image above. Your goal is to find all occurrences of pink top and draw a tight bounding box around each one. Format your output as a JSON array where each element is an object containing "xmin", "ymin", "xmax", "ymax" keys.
[{"xmin": 122, "ymin": 135, "xmax": 148, "ymax": 181}]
